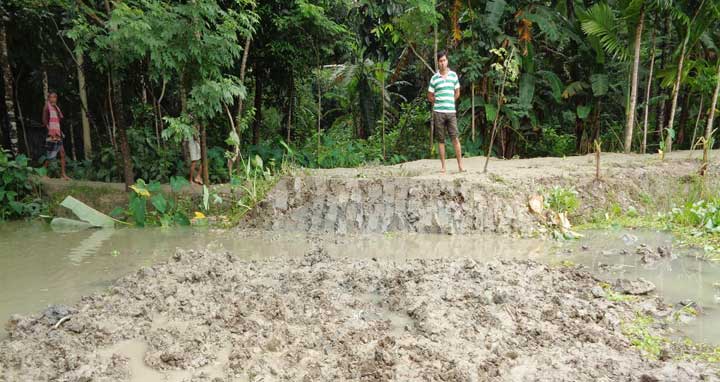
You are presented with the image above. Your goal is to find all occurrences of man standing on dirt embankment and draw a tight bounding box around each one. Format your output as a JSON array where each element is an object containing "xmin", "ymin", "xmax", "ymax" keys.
[{"xmin": 428, "ymin": 51, "xmax": 464, "ymax": 174}]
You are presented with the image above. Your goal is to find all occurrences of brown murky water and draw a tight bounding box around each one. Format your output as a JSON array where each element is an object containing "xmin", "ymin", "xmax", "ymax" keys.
[
  {"xmin": 0, "ymin": 222, "xmax": 311, "ymax": 339},
  {"xmin": 560, "ymin": 229, "xmax": 720, "ymax": 345},
  {"xmin": 1, "ymin": 222, "xmax": 718, "ymax": 348}
]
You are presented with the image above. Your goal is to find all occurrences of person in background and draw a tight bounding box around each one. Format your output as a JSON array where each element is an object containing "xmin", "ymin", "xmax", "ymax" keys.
[
  {"xmin": 42, "ymin": 91, "xmax": 70, "ymax": 180},
  {"xmin": 188, "ymin": 133, "xmax": 203, "ymax": 185},
  {"xmin": 427, "ymin": 51, "xmax": 465, "ymax": 174}
]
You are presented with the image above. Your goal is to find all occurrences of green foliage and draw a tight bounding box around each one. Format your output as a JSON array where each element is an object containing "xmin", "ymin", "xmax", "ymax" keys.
[
  {"xmin": 590, "ymin": 73, "xmax": 609, "ymax": 97},
  {"xmin": 524, "ymin": 127, "xmax": 575, "ymax": 157},
  {"xmin": 669, "ymin": 199, "xmax": 720, "ymax": 233},
  {"xmin": 0, "ymin": 151, "xmax": 45, "ymax": 220},
  {"xmin": 621, "ymin": 314, "xmax": 666, "ymax": 359},
  {"xmin": 545, "ymin": 186, "xmax": 580, "ymax": 214},
  {"xmin": 8, "ymin": 0, "xmax": 720, "ymax": 190},
  {"xmin": 114, "ymin": 179, "xmax": 190, "ymax": 227},
  {"xmin": 580, "ymin": 3, "xmax": 628, "ymax": 61},
  {"xmin": 224, "ymin": 154, "xmax": 282, "ymax": 225}
]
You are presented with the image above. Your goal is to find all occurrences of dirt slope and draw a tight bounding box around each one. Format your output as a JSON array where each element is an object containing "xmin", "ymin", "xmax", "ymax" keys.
[{"xmin": 249, "ymin": 150, "xmax": 720, "ymax": 235}]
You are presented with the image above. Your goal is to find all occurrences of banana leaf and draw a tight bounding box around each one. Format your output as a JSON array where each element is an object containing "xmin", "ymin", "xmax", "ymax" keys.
[{"xmin": 58, "ymin": 196, "xmax": 115, "ymax": 228}]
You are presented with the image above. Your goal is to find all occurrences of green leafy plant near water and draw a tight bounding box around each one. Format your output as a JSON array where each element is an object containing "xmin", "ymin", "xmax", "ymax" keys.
[
  {"xmin": 224, "ymin": 153, "xmax": 286, "ymax": 226},
  {"xmin": 669, "ymin": 199, "xmax": 720, "ymax": 235},
  {"xmin": 579, "ymin": 177, "xmax": 720, "ymax": 260},
  {"xmin": 621, "ymin": 313, "xmax": 667, "ymax": 359},
  {"xmin": 545, "ymin": 186, "xmax": 580, "ymax": 214},
  {"xmin": 0, "ymin": 151, "xmax": 46, "ymax": 220},
  {"xmin": 112, "ymin": 177, "xmax": 192, "ymax": 227},
  {"xmin": 621, "ymin": 312, "xmax": 720, "ymax": 363}
]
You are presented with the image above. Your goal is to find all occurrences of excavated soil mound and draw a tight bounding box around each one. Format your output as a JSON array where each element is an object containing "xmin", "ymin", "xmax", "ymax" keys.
[
  {"xmin": 1, "ymin": 247, "xmax": 716, "ymax": 381},
  {"xmin": 248, "ymin": 151, "xmax": 720, "ymax": 235}
]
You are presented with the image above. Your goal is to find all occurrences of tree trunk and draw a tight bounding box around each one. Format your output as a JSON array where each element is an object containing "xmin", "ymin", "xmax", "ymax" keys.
[
  {"xmin": 624, "ymin": 8, "xmax": 644, "ymax": 153},
  {"xmin": 105, "ymin": 0, "xmax": 133, "ymax": 189},
  {"xmin": 111, "ymin": 76, "xmax": 133, "ymax": 189},
  {"xmin": 69, "ymin": 121, "xmax": 77, "ymax": 161},
  {"xmin": 656, "ymin": 16, "xmax": 670, "ymax": 142},
  {"xmin": 13, "ymin": 73, "xmax": 30, "ymax": 156},
  {"xmin": 317, "ymin": 66, "xmax": 322, "ymax": 163},
  {"xmin": 431, "ymin": 21, "xmax": 438, "ymax": 154},
  {"xmin": 77, "ymin": 51, "xmax": 92, "ymax": 159},
  {"xmin": 690, "ymin": 95, "xmax": 704, "ymax": 151},
  {"xmin": 0, "ymin": 22, "xmax": 20, "ymax": 156},
  {"xmin": 358, "ymin": 76, "xmax": 374, "ymax": 139},
  {"xmin": 641, "ymin": 27, "xmax": 656, "ymax": 154},
  {"xmin": 200, "ymin": 123, "xmax": 208, "ymax": 185},
  {"xmin": 677, "ymin": 90, "xmax": 690, "ymax": 146},
  {"xmin": 381, "ymin": 72, "xmax": 386, "ymax": 160},
  {"xmin": 286, "ymin": 74, "xmax": 294, "ymax": 143},
  {"xmin": 484, "ymin": 47, "xmax": 514, "ymax": 173},
  {"xmin": 665, "ymin": 29, "xmax": 690, "ymax": 153},
  {"xmin": 705, "ymin": 59, "xmax": 720, "ymax": 145},
  {"xmin": 104, "ymin": 88, "xmax": 116, "ymax": 149},
  {"xmin": 574, "ymin": 115, "xmax": 584, "ymax": 153},
  {"xmin": 235, "ymin": 35, "xmax": 251, "ymax": 127},
  {"xmin": 41, "ymin": 53, "xmax": 49, "ymax": 100},
  {"xmin": 471, "ymin": 82, "xmax": 476, "ymax": 142},
  {"xmin": 252, "ymin": 71, "xmax": 262, "ymax": 145}
]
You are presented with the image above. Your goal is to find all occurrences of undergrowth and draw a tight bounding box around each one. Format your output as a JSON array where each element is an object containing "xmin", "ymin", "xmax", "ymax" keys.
[
  {"xmin": 621, "ymin": 312, "xmax": 720, "ymax": 364},
  {"xmin": 577, "ymin": 176, "xmax": 720, "ymax": 261}
]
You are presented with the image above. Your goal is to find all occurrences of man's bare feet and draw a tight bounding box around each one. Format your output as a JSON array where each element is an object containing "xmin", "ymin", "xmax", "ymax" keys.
[{"xmin": 440, "ymin": 168, "xmax": 446, "ymax": 174}]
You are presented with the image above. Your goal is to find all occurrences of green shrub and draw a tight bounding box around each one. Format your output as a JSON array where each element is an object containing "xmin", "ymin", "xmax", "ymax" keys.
[
  {"xmin": 669, "ymin": 199, "xmax": 720, "ymax": 233},
  {"xmin": 0, "ymin": 151, "xmax": 45, "ymax": 220},
  {"xmin": 112, "ymin": 178, "xmax": 191, "ymax": 227},
  {"xmin": 545, "ymin": 186, "xmax": 580, "ymax": 214}
]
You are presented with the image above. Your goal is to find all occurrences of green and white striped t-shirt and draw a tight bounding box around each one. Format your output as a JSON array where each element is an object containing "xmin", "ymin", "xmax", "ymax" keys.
[{"xmin": 428, "ymin": 70, "xmax": 460, "ymax": 113}]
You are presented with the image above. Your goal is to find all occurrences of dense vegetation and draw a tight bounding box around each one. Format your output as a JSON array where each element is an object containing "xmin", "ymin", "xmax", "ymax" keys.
[{"xmin": 1, "ymin": 0, "xmax": 720, "ymax": 189}]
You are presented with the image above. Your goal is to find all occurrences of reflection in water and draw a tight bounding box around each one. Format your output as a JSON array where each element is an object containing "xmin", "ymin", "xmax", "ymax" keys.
[{"xmin": 67, "ymin": 229, "xmax": 117, "ymax": 264}]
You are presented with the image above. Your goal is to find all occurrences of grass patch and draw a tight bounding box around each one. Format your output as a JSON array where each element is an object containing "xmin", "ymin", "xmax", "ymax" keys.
[
  {"xmin": 576, "ymin": 179, "xmax": 720, "ymax": 261},
  {"xmin": 599, "ymin": 282, "xmax": 638, "ymax": 303},
  {"xmin": 674, "ymin": 338, "xmax": 720, "ymax": 363},
  {"xmin": 621, "ymin": 313, "xmax": 667, "ymax": 359},
  {"xmin": 219, "ymin": 156, "xmax": 295, "ymax": 228},
  {"xmin": 620, "ymin": 308, "xmax": 720, "ymax": 364}
]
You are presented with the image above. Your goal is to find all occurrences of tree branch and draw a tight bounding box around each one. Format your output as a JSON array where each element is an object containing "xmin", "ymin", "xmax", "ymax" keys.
[
  {"xmin": 75, "ymin": 0, "xmax": 106, "ymax": 26},
  {"xmin": 407, "ymin": 42, "xmax": 435, "ymax": 74}
]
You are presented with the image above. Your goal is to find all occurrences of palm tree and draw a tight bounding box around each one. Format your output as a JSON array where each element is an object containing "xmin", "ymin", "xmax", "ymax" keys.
[
  {"xmin": 664, "ymin": 0, "xmax": 715, "ymax": 153},
  {"xmin": 581, "ymin": 0, "xmax": 676, "ymax": 153}
]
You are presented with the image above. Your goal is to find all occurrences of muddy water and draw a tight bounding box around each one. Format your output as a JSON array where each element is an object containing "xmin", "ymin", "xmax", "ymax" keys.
[
  {"xmin": 0, "ymin": 222, "xmax": 311, "ymax": 338},
  {"xmin": 559, "ymin": 229, "xmax": 720, "ymax": 345},
  {"xmin": 1, "ymin": 221, "xmax": 719, "ymax": 347}
]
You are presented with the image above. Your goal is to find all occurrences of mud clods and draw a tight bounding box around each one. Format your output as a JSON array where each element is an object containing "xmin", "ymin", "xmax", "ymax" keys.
[
  {"xmin": 248, "ymin": 177, "xmax": 537, "ymax": 235},
  {"xmin": 2, "ymin": 248, "xmax": 717, "ymax": 381}
]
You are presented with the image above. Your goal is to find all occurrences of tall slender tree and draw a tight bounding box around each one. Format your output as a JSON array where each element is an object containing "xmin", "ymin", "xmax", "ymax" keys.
[{"xmin": 0, "ymin": 19, "xmax": 19, "ymax": 156}]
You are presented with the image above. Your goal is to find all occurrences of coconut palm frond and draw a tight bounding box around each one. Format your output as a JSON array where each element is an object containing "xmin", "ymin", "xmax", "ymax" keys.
[{"xmin": 580, "ymin": 3, "xmax": 629, "ymax": 61}]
